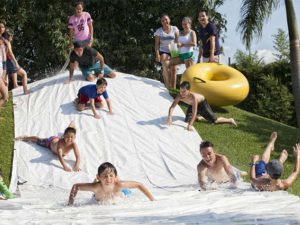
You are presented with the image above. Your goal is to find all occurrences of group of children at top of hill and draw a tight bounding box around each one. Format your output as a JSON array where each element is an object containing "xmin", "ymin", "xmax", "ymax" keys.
[{"xmin": 2, "ymin": 1, "xmax": 300, "ymax": 205}]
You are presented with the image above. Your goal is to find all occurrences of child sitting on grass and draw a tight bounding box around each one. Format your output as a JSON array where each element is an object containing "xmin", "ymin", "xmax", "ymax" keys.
[
  {"xmin": 75, "ymin": 78, "xmax": 113, "ymax": 119},
  {"xmin": 15, "ymin": 121, "xmax": 80, "ymax": 172},
  {"xmin": 68, "ymin": 162, "xmax": 154, "ymax": 205}
]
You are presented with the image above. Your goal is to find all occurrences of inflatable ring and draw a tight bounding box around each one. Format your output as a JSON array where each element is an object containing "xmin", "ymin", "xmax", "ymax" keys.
[{"xmin": 181, "ymin": 63, "xmax": 249, "ymax": 106}]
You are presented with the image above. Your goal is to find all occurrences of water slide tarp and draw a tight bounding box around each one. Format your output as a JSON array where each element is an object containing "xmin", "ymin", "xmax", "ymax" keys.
[{"xmin": 1, "ymin": 71, "xmax": 300, "ymax": 224}]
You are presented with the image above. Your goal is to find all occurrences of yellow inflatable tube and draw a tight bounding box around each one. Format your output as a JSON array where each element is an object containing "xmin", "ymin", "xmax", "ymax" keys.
[{"xmin": 181, "ymin": 63, "xmax": 249, "ymax": 106}]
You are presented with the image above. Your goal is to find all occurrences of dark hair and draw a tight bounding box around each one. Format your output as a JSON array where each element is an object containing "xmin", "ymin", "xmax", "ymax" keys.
[
  {"xmin": 180, "ymin": 81, "xmax": 191, "ymax": 90},
  {"xmin": 75, "ymin": 1, "xmax": 84, "ymax": 8},
  {"xmin": 160, "ymin": 13, "xmax": 170, "ymax": 19},
  {"xmin": 199, "ymin": 9, "xmax": 209, "ymax": 16},
  {"xmin": 200, "ymin": 141, "xmax": 214, "ymax": 150},
  {"xmin": 96, "ymin": 78, "xmax": 107, "ymax": 86},
  {"xmin": 0, "ymin": 19, "xmax": 6, "ymax": 26},
  {"xmin": 2, "ymin": 29, "xmax": 13, "ymax": 40},
  {"xmin": 98, "ymin": 162, "xmax": 117, "ymax": 176},
  {"xmin": 64, "ymin": 127, "xmax": 76, "ymax": 135},
  {"xmin": 73, "ymin": 41, "xmax": 83, "ymax": 49}
]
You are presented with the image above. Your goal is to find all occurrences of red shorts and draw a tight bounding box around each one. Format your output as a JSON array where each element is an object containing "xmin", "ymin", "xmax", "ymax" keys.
[{"xmin": 78, "ymin": 94, "xmax": 102, "ymax": 104}]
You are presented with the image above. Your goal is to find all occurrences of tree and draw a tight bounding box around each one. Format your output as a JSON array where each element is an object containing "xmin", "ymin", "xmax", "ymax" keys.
[
  {"xmin": 272, "ymin": 28, "xmax": 290, "ymax": 62},
  {"xmin": 237, "ymin": 0, "xmax": 300, "ymax": 127}
]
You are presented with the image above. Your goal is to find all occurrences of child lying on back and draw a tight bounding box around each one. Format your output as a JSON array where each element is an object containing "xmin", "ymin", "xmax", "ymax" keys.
[{"xmin": 68, "ymin": 162, "xmax": 154, "ymax": 205}]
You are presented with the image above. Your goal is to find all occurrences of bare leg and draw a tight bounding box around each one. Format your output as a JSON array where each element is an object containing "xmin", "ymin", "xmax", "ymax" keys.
[
  {"xmin": 214, "ymin": 117, "xmax": 237, "ymax": 126},
  {"xmin": 170, "ymin": 64, "xmax": 177, "ymax": 88},
  {"xmin": 184, "ymin": 58, "xmax": 194, "ymax": 68},
  {"xmin": 161, "ymin": 60, "xmax": 170, "ymax": 88},
  {"xmin": 86, "ymin": 74, "xmax": 96, "ymax": 82},
  {"xmin": 95, "ymin": 101, "xmax": 104, "ymax": 108},
  {"xmin": 0, "ymin": 79, "xmax": 8, "ymax": 108},
  {"xmin": 107, "ymin": 71, "xmax": 117, "ymax": 79},
  {"xmin": 278, "ymin": 149, "xmax": 288, "ymax": 164},
  {"xmin": 15, "ymin": 136, "xmax": 40, "ymax": 143},
  {"xmin": 12, "ymin": 72, "xmax": 19, "ymax": 88},
  {"xmin": 18, "ymin": 68, "xmax": 30, "ymax": 94},
  {"xmin": 261, "ymin": 132, "xmax": 277, "ymax": 163},
  {"xmin": 169, "ymin": 57, "xmax": 183, "ymax": 89}
]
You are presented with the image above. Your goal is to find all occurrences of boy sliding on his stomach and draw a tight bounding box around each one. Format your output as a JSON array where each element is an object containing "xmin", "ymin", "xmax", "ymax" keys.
[
  {"xmin": 75, "ymin": 78, "xmax": 113, "ymax": 119},
  {"xmin": 15, "ymin": 121, "xmax": 80, "ymax": 172},
  {"xmin": 167, "ymin": 81, "xmax": 236, "ymax": 131},
  {"xmin": 68, "ymin": 162, "xmax": 154, "ymax": 205}
]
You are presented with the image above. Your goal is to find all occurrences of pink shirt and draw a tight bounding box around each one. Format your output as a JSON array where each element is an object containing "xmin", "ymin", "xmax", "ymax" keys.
[{"xmin": 68, "ymin": 12, "xmax": 93, "ymax": 42}]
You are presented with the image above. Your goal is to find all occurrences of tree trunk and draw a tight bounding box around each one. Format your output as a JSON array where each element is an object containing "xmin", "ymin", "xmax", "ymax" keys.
[{"xmin": 285, "ymin": 0, "xmax": 300, "ymax": 127}]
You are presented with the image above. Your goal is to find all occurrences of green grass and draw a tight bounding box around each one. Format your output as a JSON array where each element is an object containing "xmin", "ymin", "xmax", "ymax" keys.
[
  {"xmin": 169, "ymin": 89, "xmax": 300, "ymax": 196},
  {"xmin": 1, "ymin": 89, "xmax": 300, "ymax": 196},
  {"xmin": 0, "ymin": 92, "xmax": 14, "ymax": 186}
]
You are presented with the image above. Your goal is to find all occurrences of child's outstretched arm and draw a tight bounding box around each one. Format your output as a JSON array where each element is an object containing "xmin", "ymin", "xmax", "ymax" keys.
[
  {"xmin": 105, "ymin": 98, "xmax": 113, "ymax": 115},
  {"xmin": 57, "ymin": 147, "xmax": 71, "ymax": 172},
  {"xmin": 73, "ymin": 143, "xmax": 81, "ymax": 171},
  {"xmin": 121, "ymin": 181, "xmax": 154, "ymax": 201},
  {"xmin": 90, "ymin": 98, "xmax": 100, "ymax": 119},
  {"xmin": 167, "ymin": 95, "xmax": 181, "ymax": 126},
  {"xmin": 250, "ymin": 155, "xmax": 259, "ymax": 183},
  {"xmin": 282, "ymin": 144, "xmax": 300, "ymax": 189},
  {"xmin": 68, "ymin": 183, "xmax": 97, "ymax": 205}
]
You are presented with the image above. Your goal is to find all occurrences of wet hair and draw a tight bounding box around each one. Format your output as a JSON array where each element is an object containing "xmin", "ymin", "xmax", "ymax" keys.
[
  {"xmin": 98, "ymin": 162, "xmax": 118, "ymax": 176},
  {"xmin": 75, "ymin": 1, "xmax": 84, "ymax": 8},
  {"xmin": 96, "ymin": 78, "xmax": 107, "ymax": 87},
  {"xmin": 200, "ymin": 141, "xmax": 214, "ymax": 151},
  {"xmin": 182, "ymin": 16, "xmax": 192, "ymax": 25},
  {"xmin": 64, "ymin": 127, "xmax": 76, "ymax": 136},
  {"xmin": 180, "ymin": 81, "xmax": 191, "ymax": 90},
  {"xmin": 199, "ymin": 9, "xmax": 209, "ymax": 16}
]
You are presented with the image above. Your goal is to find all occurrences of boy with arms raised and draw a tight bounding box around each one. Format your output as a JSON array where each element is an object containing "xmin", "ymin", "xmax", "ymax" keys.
[
  {"xmin": 75, "ymin": 78, "xmax": 113, "ymax": 119},
  {"xmin": 250, "ymin": 132, "xmax": 300, "ymax": 191},
  {"xmin": 68, "ymin": 162, "xmax": 154, "ymax": 205},
  {"xmin": 167, "ymin": 81, "xmax": 236, "ymax": 131},
  {"xmin": 16, "ymin": 121, "xmax": 80, "ymax": 172},
  {"xmin": 197, "ymin": 141, "xmax": 244, "ymax": 190}
]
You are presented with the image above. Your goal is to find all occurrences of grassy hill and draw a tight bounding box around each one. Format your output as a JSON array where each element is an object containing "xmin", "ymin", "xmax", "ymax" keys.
[{"xmin": 1, "ymin": 90, "xmax": 300, "ymax": 196}]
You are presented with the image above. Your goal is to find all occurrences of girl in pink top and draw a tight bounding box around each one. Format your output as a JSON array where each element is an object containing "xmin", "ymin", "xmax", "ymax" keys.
[{"xmin": 68, "ymin": 1, "xmax": 93, "ymax": 47}]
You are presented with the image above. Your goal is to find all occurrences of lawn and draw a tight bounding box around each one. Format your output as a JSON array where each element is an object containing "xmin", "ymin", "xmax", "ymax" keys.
[
  {"xmin": 0, "ymin": 93, "xmax": 14, "ymax": 186},
  {"xmin": 1, "ymin": 89, "xmax": 300, "ymax": 196}
]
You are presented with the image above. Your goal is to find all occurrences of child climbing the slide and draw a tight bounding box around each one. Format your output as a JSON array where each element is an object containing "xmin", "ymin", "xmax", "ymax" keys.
[
  {"xmin": 75, "ymin": 78, "xmax": 113, "ymax": 119},
  {"xmin": 68, "ymin": 162, "xmax": 154, "ymax": 205},
  {"xmin": 167, "ymin": 81, "xmax": 236, "ymax": 131},
  {"xmin": 15, "ymin": 121, "xmax": 80, "ymax": 172},
  {"xmin": 0, "ymin": 169, "xmax": 14, "ymax": 200}
]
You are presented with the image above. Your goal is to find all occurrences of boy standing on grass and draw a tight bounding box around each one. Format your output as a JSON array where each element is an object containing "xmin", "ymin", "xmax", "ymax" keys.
[
  {"xmin": 15, "ymin": 121, "xmax": 80, "ymax": 172},
  {"xmin": 197, "ymin": 141, "xmax": 246, "ymax": 190},
  {"xmin": 167, "ymin": 81, "xmax": 236, "ymax": 131},
  {"xmin": 250, "ymin": 132, "xmax": 300, "ymax": 191},
  {"xmin": 75, "ymin": 78, "xmax": 113, "ymax": 119}
]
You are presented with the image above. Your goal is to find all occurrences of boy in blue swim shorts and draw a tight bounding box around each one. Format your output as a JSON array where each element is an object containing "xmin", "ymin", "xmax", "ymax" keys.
[
  {"xmin": 67, "ymin": 42, "xmax": 116, "ymax": 82},
  {"xmin": 68, "ymin": 162, "xmax": 154, "ymax": 205},
  {"xmin": 75, "ymin": 78, "xmax": 113, "ymax": 119},
  {"xmin": 16, "ymin": 121, "xmax": 81, "ymax": 172},
  {"xmin": 250, "ymin": 132, "xmax": 300, "ymax": 191}
]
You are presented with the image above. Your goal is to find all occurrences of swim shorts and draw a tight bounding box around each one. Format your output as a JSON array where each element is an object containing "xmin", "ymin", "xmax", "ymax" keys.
[
  {"xmin": 179, "ymin": 52, "xmax": 193, "ymax": 60},
  {"xmin": 159, "ymin": 51, "xmax": 171, "ymax": 57},
  {"xmin": 80, "ymin": 61, "xmax": 113, "ymax": 79},
  {"xmin": 6, "ymin": 59, "xmax": 21, "ymax": 75},
  {"xmin": 121, "ymin": 188, "xmax": 132, "ymax": 197},
  {"xmin": 77, "ymin": 93, "xmax": 102, "ymax": 104},
  {"xmin": 185, "ymin": 99, "xmax": 217, "ymax": 124},
  {"xmin": 36, "ymin": 136, "xmax": 59, "ymax": 149},
  {"xmin": 254, "ymin": 160, "xmax": 267, "ymax": 177}
]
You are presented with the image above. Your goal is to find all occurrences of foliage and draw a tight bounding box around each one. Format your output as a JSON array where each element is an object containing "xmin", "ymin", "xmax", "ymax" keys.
[
  {"xmin": 233, "ymin": 50, "xmax": 295, "ymax": 126},
  {"xmin": 0, "ymin": 0, "xmax": 227, "ymax": 81},
  {"xmin": 272, "ymin": 28, "xmax": 290, "ymax": 62}
]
